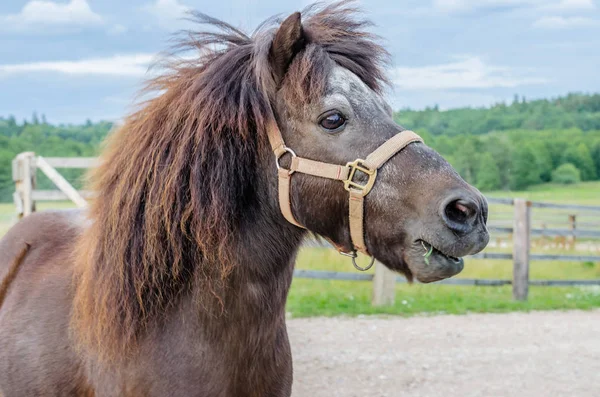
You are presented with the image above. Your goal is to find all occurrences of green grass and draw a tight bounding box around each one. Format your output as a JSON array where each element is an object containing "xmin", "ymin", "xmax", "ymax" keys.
[
  {"xmin": 294, "ymin": 246, "xmax": 600, "ymax": 281},
  {"xmin": 288, "ymin": 246, "xmax": 600, "ymax": 317},
  {"xmin": 1, "ymin": 181, "xmax": 600, "ymax": 318},
  {"xmin": 287, "ymin": 280, "xmax": 600, "ymax": 317},
  {"xmin": 487, "ymin": 181, "xmax": 600, "ymax": 205},
  {"xmin": 0, "ymin": 201, "xmax": 75, "ymax": 236},
  {"xmin": 484, "ymin": 181, "xmax": 600, "ymax": 227}
]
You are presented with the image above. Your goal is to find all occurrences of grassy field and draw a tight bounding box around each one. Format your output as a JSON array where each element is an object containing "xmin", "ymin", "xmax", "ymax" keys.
[
  {"xmin": 0, "ymin": 201, "xmax": 75, "ymax": 237},
  {"xmin": 1, "ymin": 181, "xmax": 600, "ymax": 317},
  {"xmin": 487, "ymin": 181, "xmax": 600, "ymax": 205},
  {"xmin": 288, "ymin": 247, "xmax": 600, "ymax": 317}
]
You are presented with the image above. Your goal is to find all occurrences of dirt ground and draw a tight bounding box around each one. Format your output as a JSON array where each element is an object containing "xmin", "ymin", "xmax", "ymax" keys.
[{"xmin": 288, "ymin": 310, "xmax": 600, "ymax": 397}]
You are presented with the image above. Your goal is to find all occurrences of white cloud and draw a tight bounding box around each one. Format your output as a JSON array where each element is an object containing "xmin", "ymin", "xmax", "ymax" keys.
[
  {"xmin": 0, "ymin": 53, "xmax": 547, "ymax": 91},
  {"xmin": 108, "ymin": 24, "xmax": 128, "ymax": 35},
  {"xmin": 432, "ymin": 0, "xmax": 538, "ymax": 13},
  {"xmin": 532, "ymin": 16, "xmax": 597, "ymax": 28},
  {"xmin": 142, "ymin": 0, "xmax": 190, "ymax": 30},
  {"xmin": 544, "ymin": 0, "xmax": 596, "ymax": 11},
  {"xmin": 390, "ymin": 56, "xmax": 547, "ymax": 90},
  {"xmin": 0, "ymin": 54, "xmax": 156, "ymax": 77},
  {"xmin": 389, "ymin": 91, "xmax": 513, "ymax": 111},
  {"xmin": 433, "ymin": 0, "xmax": 595, "ymax": 13},
  {"xmin": 0, "ymin": 0, "xmax": 103, "ymax": 31}
]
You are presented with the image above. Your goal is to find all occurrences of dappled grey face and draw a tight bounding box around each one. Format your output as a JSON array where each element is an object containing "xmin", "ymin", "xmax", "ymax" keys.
[
  {"xmin": 277, "ymin": 65, "xmax": 489, "ymax": 283},
  {"xmin": 278, "ymin": 66, "xmax": 398, "ymax": 164}
]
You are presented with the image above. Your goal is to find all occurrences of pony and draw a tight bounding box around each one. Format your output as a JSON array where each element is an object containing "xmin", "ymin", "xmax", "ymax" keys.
[{"xmin": 0, "ymin": 2, "xmax": 489, "ymax": 396}]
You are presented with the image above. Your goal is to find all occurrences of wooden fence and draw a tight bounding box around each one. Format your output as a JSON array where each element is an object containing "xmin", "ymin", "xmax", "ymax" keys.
[
  {"xmin": 11, "ymin": 153, "xmax": 600, "ymax": 305},
  {"xmin": 12, "ymin": 152, "xmax": 96, "ymax": 213}
]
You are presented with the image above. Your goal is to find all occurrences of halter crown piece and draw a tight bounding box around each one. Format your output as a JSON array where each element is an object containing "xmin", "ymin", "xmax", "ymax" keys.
[{"xmin": 267, "ymin": 121, "xmax": 423, "ymax": 271}]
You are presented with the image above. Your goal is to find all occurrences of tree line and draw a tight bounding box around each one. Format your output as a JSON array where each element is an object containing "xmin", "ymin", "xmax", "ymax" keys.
[
  {"xmin": 395, "ymin": 93, "xmax": 600, "ymax": 191},
  {"xmin": 1, "ymin": 93, "xmax": 599, "ymax": 202},
  {"xmin": 409, "ymin": 128, "xmax": 600, "ymax": 191},
  {"xmin": 0, "ymin": 114, "xmax": 112, "ymax": 202}
]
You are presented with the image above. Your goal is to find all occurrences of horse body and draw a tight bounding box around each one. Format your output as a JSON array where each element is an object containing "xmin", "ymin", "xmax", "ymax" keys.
[
  {"xmin": 0, "ymin": 3, "xmax": 489, "ymax": 396},
  {"xmin": 0, "ymin": 211, "xmax": 88, "ymax": 396},
  {"xmin": 0, "ymin": 210, "xmax": 299, "ymax": 396}
]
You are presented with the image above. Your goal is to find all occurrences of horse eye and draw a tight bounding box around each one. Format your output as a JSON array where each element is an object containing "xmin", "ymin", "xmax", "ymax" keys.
[{"xmin": 319, "ymin": 112, "xmax": 346, "ymax": 132}]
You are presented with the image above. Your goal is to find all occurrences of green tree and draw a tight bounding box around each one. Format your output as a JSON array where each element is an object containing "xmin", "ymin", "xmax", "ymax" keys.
[
  {"xmin": 552, "ymin": 163, "xmax": 581, "ymax": 184},
  {"xmin": 451, "ymin": 136, "xmax": 479, "ymax": 184},
  {"xmin": 431, "ymin": 135, "xmax": 455, "ymax": 155},
  {"xmin": 395, "ymin": 93, "xmax": 600, "ymax": 136},
  {"xmin": 531, "ymin": 142, "xmax": 553, "ymax": 182},
  {"xmin": 562, "ymin": 143, "xmax": 597, "ymax": 180},
  {"xmin": 483, "ymin": 135, "xmax": 511, "ymax": 189},
  {"xmin": 0, "ymin": 146, "xmax": 14, "ymax": 202},
  {"xmin": 476, "ymin": 152, "xmax": 501, "ymax": 191},
  {"xmin": 7, "ymin": 115, "xmax": 16, "ymax": 129},
  {"xmin": 591, "ymin": 140, "xmax": 600, "ymax": 178},
  {"xmin": 510, "ymin": 144, "xmax": 541, "ymax": 190},
  {"xmin": 0, "ymin": 117, "xmax": 113, "ymax": 201}
]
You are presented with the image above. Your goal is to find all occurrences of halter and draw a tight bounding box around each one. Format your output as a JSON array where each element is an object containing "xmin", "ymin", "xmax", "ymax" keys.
[{"xmin": 267, "ymin": 121, "xmax": 423, "ymax": 271}]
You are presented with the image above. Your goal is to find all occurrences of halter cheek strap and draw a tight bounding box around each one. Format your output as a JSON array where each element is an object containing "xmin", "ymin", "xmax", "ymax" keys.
[{"xmin": 267, "ymin": 120, "xmax": 423, "ymax": 268}]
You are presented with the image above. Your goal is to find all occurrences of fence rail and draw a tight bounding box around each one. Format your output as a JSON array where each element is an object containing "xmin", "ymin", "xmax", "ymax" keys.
[
  {"xmin": 43, "ymin": 157, "xmax": 98, "ymax": 169},
  {"xmin": 489, "ymin": 226, "xmax": 600, "ymax": 238},
  {"xmin": 293, "ymin": 270, "xmax": 600, "ymax": 286},
  {"xmin": 11, "ymin": 152, "xmax": 600, "ymax": 304},
  {"xmin": 31, "ymin": 190, "xmax": 95, "ymax": 201},
  {"xmin": 488, "ymin": 197, "xmax": 600, "ymax": 212}
]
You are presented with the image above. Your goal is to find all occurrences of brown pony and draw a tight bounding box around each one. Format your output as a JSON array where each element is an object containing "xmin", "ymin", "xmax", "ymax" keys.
[{"xmin": 0, "ymin": 2, "xmax": 489, "ymax": 396}]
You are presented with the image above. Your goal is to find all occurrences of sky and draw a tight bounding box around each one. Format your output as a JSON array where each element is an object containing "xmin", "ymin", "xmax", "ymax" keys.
[{"xmin": 0, "ymin": 0, "xmax": 599, "ymax": 124}]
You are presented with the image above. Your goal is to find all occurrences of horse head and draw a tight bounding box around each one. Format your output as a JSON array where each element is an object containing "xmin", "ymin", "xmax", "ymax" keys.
[{"xmin": 266, "ymin": 10, "xmax": 489, "ymax": 282}]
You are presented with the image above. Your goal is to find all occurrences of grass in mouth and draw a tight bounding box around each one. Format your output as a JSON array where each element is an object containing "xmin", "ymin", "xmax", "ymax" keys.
[{"xmin": 422, "ymin": 241, "xmax": 434, "ymax": 265}]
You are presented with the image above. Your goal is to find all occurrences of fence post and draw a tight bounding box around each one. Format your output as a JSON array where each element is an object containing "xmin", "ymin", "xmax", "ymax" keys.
[
  {"xmin": 568, "ymin": 214, "xmax": 576, "ymax": 250},
  {"xmin": 512, "ymin": 199, "xmax": 531, "ymax": 300},
  {"xmin": 12, "ymin": 152, "xmax": 36, "ymax": 218},
  {"xmin": 372, "ymin": 261, "xmax": 395, "ymax": 306}
]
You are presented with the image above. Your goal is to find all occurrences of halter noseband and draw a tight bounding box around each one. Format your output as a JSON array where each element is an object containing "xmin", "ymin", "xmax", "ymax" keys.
[{"xmin": 267, "ymin": 121, "xmax": 423, "ymax": 271}]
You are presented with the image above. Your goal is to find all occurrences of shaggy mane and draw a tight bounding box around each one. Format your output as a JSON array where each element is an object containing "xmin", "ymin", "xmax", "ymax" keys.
[{"xmin": 71, "ymin": 1, "xmax": 388, "ymax": 361}]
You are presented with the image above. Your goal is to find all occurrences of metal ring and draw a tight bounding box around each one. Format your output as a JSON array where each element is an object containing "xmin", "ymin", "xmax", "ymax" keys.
[
  {"xmin": 275, "ymin": 147, "xmax": 297, "ymax": 172},
  {"xmin": 352, "ymin": 255, "xmax": 375, "ymax": 271},
  {"xmin": 339, "ymin": 250, "xmax": 357, "ymax": 258}
]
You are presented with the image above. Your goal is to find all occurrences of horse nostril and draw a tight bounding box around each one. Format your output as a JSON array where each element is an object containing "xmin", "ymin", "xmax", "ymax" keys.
[{"xmin": 442, "ymin": 198, "xmax": 479, "ymax": 234}]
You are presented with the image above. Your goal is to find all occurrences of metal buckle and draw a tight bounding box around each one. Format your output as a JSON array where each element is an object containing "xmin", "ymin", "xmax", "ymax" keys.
[
  {"xmin": 343, "ymin": 159, "xmax": 377, "ymax": 196},
  {"xmin": 275, "ymin": 147, "xmax": 297, "ymax": 174},
  {"xmin": 339, "ymin": 250, "xmax": 375, "ymax": 271}
]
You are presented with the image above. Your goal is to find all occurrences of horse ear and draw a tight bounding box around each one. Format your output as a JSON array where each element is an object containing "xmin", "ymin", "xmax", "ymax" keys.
[{"xmin": 270, "ymin": 12, "xmax": 306, "ymax": 87}]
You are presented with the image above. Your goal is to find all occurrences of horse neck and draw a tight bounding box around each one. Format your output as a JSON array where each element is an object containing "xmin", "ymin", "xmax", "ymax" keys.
[{"xmin": 189, "ymin": 178, "xmax": 306, "ymax": 329}]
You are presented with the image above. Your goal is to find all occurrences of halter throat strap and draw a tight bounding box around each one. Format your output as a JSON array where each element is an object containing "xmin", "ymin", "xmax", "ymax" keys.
[{"xmin": 267, "ymin": 120, "xmax": 423, "ymax": 260}]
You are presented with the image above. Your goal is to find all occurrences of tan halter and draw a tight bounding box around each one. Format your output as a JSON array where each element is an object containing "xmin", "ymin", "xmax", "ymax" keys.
[{"xmin": 267, "ymin": 120, "xmax": 423, "ymax": 270}]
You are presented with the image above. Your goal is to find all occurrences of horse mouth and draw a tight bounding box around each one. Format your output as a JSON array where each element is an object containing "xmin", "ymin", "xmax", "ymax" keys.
[
  {"xmin": 417, "ymin": 239, "xmax": 463, "ymax": 265},
  {"xmin": 402, "ymin": 239, "xmax": 465, "ymax": 283}
]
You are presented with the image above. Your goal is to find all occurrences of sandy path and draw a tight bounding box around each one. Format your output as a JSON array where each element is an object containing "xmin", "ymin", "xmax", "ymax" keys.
[{"xmin": 288, "ymin": 310, "xmax": 600, "ymax": 397}]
